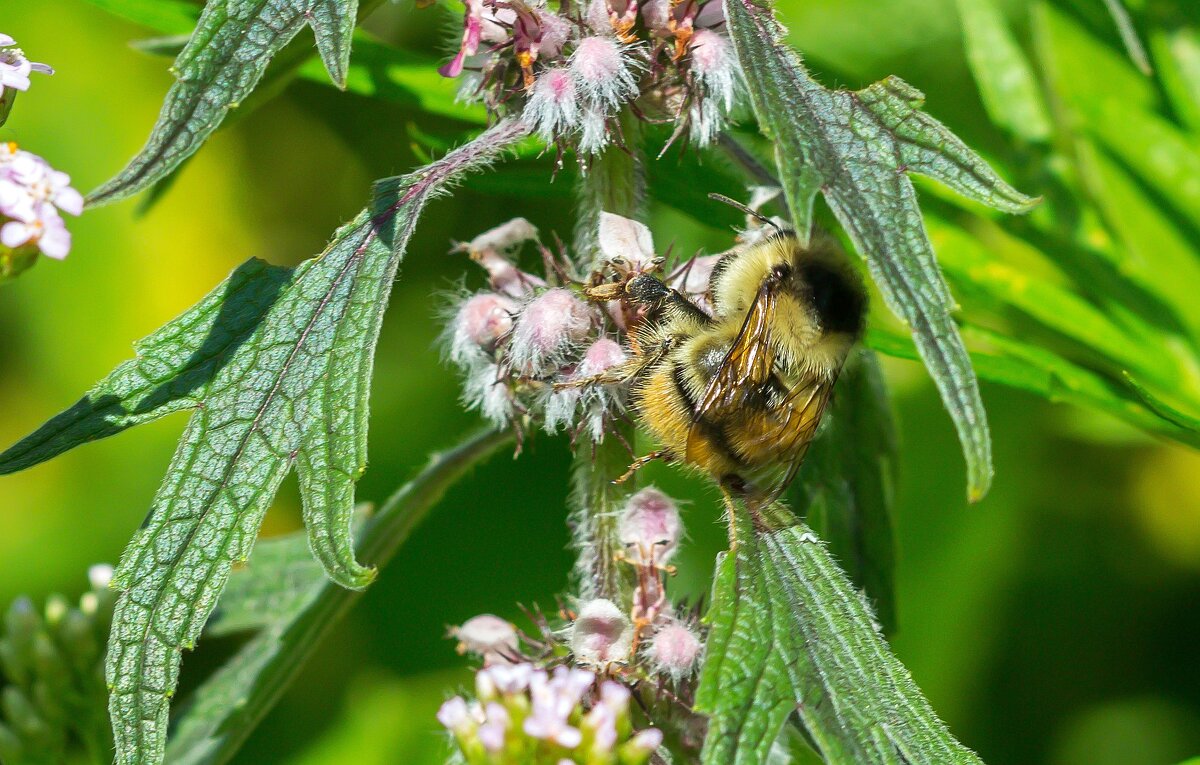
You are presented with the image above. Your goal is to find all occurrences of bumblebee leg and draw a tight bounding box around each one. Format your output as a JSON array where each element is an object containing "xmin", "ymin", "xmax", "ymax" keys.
[{"xmin": 613, "ymin": 450, "xmax": 671, "ymax": 484}]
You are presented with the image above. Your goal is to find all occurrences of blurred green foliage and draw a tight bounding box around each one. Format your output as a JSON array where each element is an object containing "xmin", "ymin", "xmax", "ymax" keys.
[{"xmin": 3, "ymin": 0, "xmax": 1200, "ymax": 763}]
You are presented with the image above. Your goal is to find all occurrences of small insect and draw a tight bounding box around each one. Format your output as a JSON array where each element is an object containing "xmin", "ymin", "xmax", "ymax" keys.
[{"xmin": 568, "ymin": 213, "xmax": 867, "ymax": 509}]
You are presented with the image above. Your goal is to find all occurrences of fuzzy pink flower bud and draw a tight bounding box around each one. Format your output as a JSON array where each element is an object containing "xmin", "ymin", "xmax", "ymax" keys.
[
  {"xmin": 687, "ymin": 28, "xmax": 737, "ymax": 144},
  {"xmin": 509, "ymin": 288, "xmax": 594, "ymax": 373},
  {"xmin": 570, "ymin": 37, "xmax": 638, "ymax": 108},
  {"xmin": 570, "ymin": 598, "xmax": 634, "ymax": 666},
  {"xmin": 525, "ymin": 67, "xmax": 580, "ymax": 142},
  {"xmin": 451, "ymin": 293, "xmax": 518, "ymax": 362},
  {"xmin": 452, "ymin": 613, "xmax": 520, "ymax": 664},
  {"xmin": 648, "ymin": 621, "xmax": 703, "ymax": 679},
  {"xmin": 618, "ymin": 487, "xmax": 682, "ymax": 565}
]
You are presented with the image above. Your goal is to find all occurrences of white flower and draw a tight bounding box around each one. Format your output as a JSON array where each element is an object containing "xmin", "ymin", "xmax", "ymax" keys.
[
  {"xmin": 477, "ymin": 702, "xmax": 511, "ymax": 752},
  {"xmin": 477, "ymin": 662, "xmax": 535, "ymax": 699},
  {"xmin": 0, "ymin": 34, "xmax": 52, "ymax": 96}
]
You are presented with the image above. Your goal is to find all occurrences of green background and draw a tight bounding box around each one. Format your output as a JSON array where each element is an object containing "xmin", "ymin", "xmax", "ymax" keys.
[{"xmin": 3, "ymin": 0, "xmax": 1200, "ymax": 763}]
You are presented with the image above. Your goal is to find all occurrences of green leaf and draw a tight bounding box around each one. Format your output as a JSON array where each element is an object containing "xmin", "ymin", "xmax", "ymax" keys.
[
  {"xmin": 866, "ymin": 327, "xmax": 1200, "ymax": 449},
  {"xmin": 955, "ymin": 0, "xmax": 1052, "ymax": 142},
  {"xmin": 80, "ymin": 0, "xmax": 200, "ymax": 36},
  {"xmin": 167, "ymin": 429, "xmax": 509, "ymax": 765},
  {"xmin": 0, "ymin": 119, "xmax": 528, "ymax": 765},
  {"xmin": 723, "ymin": 0, "xmax": 1038, "ymax": 501},
  {"xmin": 1151, "ymin": 24, "xmax": 1200, "ymax": 133},
  {"xmin": 792, "ymin": 350, "xmax": 898, "ymax": 632},
  {"xmin": 696, "ymin": 502, "xmax": 982, "ymax": 764},
  {"xmin": 87, "ymin": 0, "xmax": 362, "ymax": 206},
  {"xmin": 1100, "ymin": 0, "xmax": 1153, "ymax": 76}
]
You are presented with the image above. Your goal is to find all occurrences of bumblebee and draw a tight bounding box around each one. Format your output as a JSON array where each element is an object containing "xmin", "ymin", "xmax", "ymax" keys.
[{"xmin": 575, "ymin": 227, "xmax": 867, "ymax": 508}]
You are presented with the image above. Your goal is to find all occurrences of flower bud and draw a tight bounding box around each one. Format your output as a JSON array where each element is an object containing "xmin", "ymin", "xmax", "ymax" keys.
[
  {"xmin": 570, "ymin": 37, "xmax": 638, "ymax": 108},
  {"xmin": 508, "ymin": 288, "xmax": 594, "ymax": 374},
  {"xmin": 451, "ymin": 293, "xmax": 519, "ymax": 363},
  {"xmin": 452, "ymin": 613, "xmax": 520, "ymax": 664},
  {"xmin": 525, "ymin": 67, "xmax": 581, "ymax": 142},
  {"xmin": 570, "ymin": 598, "xmax": 634, "ymax": 667},
  {"xmin": 618, "ymin": 488, "xmax": 682, "ymax": 565},
  {"xmin": 648, "ymin": 621, "xmax": 703, "ymax": 680},
  {"xmin": 598, "ymin": 212, "xmax": 657, "ymax": 272}
]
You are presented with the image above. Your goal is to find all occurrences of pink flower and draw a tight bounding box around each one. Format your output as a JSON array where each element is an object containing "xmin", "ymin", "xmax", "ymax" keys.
[
  {"xmin": 477, "ymin": 702, "xmax": 511, "ymax": 752},
  {"xmin": 508, "ymin": 288, "xmax": 594, "ymax": 374},
  {"xmin": 523, "ymin": 666, "xmax": 594, "ymax": 747},
  {"xmin": 0, "ymin": 144, "xmax": 81, "ymax": 260},
  {"xmin": 687, "ymin": 28, "xmax": 737, "ymax": 144},
  {"xmin": 570, "ymin": 37, "xmax": 638, "ymax": 108},
  {"xmin": 618, "ymin": 487, "xmax": 682, "ymax": 565},
  {"xmin": 583, "ymin": 681, "xmax": 631, "ymax": 752},
  {"xmin": 477, "ymin": 662, "xmax": 535, "ymax": 699},
  {"xmin": 570, "ymin": 598, "xmax": 634, "ymax": 666},
  {"xmin": 524, "ymin": 68, "xmax": 580, "ymax": 142},
  {"xmin": 440, "ymin": 0, "xmax": 484, "ymax": 77},
  {"xmin": 450, "ymin": 292, "xmax": 518, "ymax": 362},
  {"xmin": 437, "ymin": 696, "xmax": 478, "ymax": 735},
  {"xmin": 648, "ymin": 621, "xmax": 703, "ymax": 679}
]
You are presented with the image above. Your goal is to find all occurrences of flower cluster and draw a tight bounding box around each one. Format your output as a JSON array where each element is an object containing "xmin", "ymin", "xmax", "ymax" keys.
[
  {"xmin": 1, "ymin": 142, "xmax": 82, "ymax": 260},
  {"xmin": 438, "ymin": 0, "xmax": 740, "ymax": 155},
  {"xmin": 0, "ymin": 32, "xmax": 77, "ymax": 282},
  {"xmin": 444, "ymin": 216, "xmax": 636, "ymax": 446},
  {"xmin": 438, "ymin": 663, "xmax": 662, "ymax": 764}
]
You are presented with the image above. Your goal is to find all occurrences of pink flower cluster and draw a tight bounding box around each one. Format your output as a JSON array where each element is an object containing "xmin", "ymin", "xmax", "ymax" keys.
[
  {"xmin": 439, "ymin": 0, "xmax": 740, "ymax": 155},
  {"xmin": 0, "ymin": 142, "xmax": 82, "ymax": 260},
  {"xmin": 444, "ymin": 218, "xmax": 630, "ymax": 446},
  {"xmin": 438, "ymin": 663, "xmax": 662, "ymax": 764}
]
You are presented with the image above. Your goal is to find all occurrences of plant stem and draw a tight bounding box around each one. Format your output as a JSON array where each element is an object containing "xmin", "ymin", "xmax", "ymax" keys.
[{"xmin": 568, "ymin": 110, "xmax": 645, "ymax": 604}]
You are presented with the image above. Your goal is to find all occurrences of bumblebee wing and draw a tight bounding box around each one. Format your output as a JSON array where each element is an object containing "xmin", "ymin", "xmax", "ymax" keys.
[
  {"xmin": 745, "ymin": 373, "xmax": 835, "ymax": 506},
  {"xmin": 685, "ymin": 283, "xmax": 778, "ymax": 464}
]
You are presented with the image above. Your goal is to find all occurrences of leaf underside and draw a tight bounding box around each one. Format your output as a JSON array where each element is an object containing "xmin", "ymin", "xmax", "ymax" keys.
[
  {"xmin": 696, "ymin": 503, "xmax": 983, "ymax": 765},
  {"xmin": 722, "ymin": 0, "xmax": 1038, "ymax": 501},
  {"xmin": 0, "ymin": 119, "xmax": 529, "ymax": 765},
  {"xmin": 87, "ymin": 0, "xmax": 360, "ymax": 206}
]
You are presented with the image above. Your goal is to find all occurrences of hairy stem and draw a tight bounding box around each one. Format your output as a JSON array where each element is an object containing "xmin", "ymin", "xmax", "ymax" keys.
[{"xmin": 568, "ymin": 110, "xmax": 644, "ymax": 603}]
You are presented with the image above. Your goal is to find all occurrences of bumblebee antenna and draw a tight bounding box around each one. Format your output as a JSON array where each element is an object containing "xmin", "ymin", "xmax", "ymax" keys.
[{"xmin": 707, "ymin": 193, "xmax": 782, "ymax": 233}]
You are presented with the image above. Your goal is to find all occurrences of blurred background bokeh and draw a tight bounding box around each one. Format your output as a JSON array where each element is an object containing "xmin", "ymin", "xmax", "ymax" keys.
[{"xmin": 3, "ymin": 0, "xmax": 1200, "ymax": 763}]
